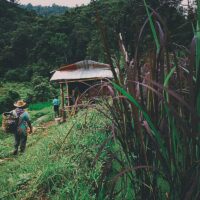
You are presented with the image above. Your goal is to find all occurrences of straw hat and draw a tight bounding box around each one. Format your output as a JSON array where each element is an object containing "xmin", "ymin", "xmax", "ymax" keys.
[{"xmin": 14, "ymin": 100, "xmax": 26, "ymax": 108}]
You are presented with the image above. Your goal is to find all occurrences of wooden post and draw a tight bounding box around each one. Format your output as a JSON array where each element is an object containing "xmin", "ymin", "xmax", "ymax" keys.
[
  {"xmin": 66, "ymin": 82, "xmax": 70, "ymax": 107},
  {"xmin": 60, "ymin": 83, "xmax": 66, "ymax": 122},
  {"xmin": 60, "ymin": 83, "xmax": 64, "ymax": 109},
  {"xmin": 66, "ymin": 82, "xmax": 72, "ymax": 116}
]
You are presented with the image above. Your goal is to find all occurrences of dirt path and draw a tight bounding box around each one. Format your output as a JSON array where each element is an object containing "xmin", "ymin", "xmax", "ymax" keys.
[
  {"xmin": 0, "ymin": 157, "xmax": 14, "ymax": 164},
  {"xmin": 0, "ymin": 120, "xmax": 57, "ymax": 164},
  {"xmin": 31, "ymin": 120, "xmax": 56, "ymax": 134}
]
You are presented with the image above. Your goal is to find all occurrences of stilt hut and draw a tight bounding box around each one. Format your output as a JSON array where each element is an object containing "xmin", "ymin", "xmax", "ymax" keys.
[{"xmin": 50, "ymin": 60, "xmax": 114, "ymax": 121}]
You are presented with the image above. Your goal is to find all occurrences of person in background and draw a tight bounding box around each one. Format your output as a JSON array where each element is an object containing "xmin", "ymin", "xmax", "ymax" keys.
[
  {"xmin": 12, "ymin": 100, "xmax": 32, "ymax": 155},
  {"xmin": 53, "ymin": 96, "xmax": 60, "ymax": 117}
]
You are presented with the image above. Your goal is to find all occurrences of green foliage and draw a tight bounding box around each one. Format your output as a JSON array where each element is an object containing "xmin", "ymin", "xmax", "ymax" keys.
[
  {"xmin": 0, "ymin": 82, "xmax": 31, "ymax": 110},
  {"xmin": 28, "ymin": 102, "xmax": 53, "ymax": 125},
  {"xmin": 0, "ymin": 80, "xmax": 57, "ymax": 110},
  {"xmin": 20, "ymin": 3, "xmax": 69, "ymax": 16},
  {"xmin": 31, "ymin": 75, "xmax": 57, "ymax": 102},
  {"xmin": 0, "ymin": 90, "xmax": 20, "ymax": 113},
  {"xmin": 0, "ymin": 0, "xmax": 192, "ymax": 82},
  {"xmin": 89, "ymin": 0, "xmax": 200, "ymax": 199},
  {"xmin": 144, "ymin": 0, "xmax": 160, "ymax": 54},
  {"xmin": 4, "ymin": 68, "xmax": 32, "ymax": 82},
  {"xmin": 0, "ymin": 0, "xmax": 199, "ymax": 198},
  {"xmin": 28, "ymin": 102, "xmax": 52, "ymax": 111},
  {"xmin": 0, "ymin": 108, "xmax": 110, "ymax": 199},
  {"xmin": 0, "ymin": 114, "xmax": 2, "ymax": 125}
]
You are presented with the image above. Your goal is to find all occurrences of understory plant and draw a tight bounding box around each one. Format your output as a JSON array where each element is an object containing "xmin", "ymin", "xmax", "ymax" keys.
[{"xmin": 90, "ymin": 0, "xmax": 200, "ymax": 199}]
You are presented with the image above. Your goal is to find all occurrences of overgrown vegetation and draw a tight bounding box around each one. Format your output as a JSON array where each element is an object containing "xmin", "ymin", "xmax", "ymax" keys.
[
  {"xmin": 0, "ymin": 0, "xmax": 193, "ymax": 82},
  {"xmin": 84, "ymin": 0, "xmax": 200, "ymax": 199},
  {"xmin": 0, "ymin": 0, "xmax": 199, "ymax": 199},
  {"xmin": 20, "ymin": 3, "xmax": 69, "ymax": 16},
  {"xmin": 0, "ymin": 82, "xmax": 30, "ymax": 113},
  {"xmin": 0, "ymin": 104, "xmax": 111, "ymax": 199},
  {"xmin": 0, "ymin": 80, "xmax": 57, "ymax": 111}
]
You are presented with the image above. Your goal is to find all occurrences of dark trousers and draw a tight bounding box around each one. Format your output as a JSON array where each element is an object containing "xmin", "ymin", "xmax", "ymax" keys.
[
  {"xmin": 14, "ymin": 131, "xmax": 27, "ymax": 152},
  {"xmin": 54, "ymin": 105, "xmax": 59, "ymax": 117}
]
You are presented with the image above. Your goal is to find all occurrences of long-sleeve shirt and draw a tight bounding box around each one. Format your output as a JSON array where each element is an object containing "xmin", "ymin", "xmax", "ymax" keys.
[
  {"xmin": 53, "ymin": 98, "xmax": 60, "ymax": 106},
  {"xmin": 12, "ymin": 108, "xmax": 31, "ymax": 135}
]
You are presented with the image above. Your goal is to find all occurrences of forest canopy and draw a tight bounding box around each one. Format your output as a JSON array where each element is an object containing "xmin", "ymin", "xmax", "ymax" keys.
[
  {"xmin": 0, "ymin": 1, "xmax": 199, "ymax": 199},
  {"xmin": 0, "ymin": 0, "xmax": 194, "ymax": 82}
]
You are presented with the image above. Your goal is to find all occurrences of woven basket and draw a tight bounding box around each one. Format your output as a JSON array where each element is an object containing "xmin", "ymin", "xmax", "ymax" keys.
[{"xmin": 2, "ymin": 113, "xmax": 16, "ymax": 133}]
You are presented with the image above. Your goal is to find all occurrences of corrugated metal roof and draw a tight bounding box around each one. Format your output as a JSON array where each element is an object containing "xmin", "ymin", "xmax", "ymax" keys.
[
  {"xmin": 59, "ymin": 60, "xmax": 110, "ymax": 71},
  {"xmin": 50, "ymin": 60, "xmax": 114, "ymax": 81},
  {"xmin": 50, "ymin": 68, "xmax": 113, "ymax": 81}
]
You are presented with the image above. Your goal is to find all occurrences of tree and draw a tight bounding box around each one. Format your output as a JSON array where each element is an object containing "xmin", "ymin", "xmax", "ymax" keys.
[
  {"xmin": 0, "ymin": 0, "xmax": 193, "ymax": 82},
  {"xmin": 31, "ymin": 75, "xmax": 56, "ymax": 102},
  {"xmin": 0, "ymin": 90, "xmax": 20, "ymax": 113}
]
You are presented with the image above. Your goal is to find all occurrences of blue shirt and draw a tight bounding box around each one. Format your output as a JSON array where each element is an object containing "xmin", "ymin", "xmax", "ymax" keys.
[
  {"xmin": 53, "ymin": 98, "xmax": 60, "ymax": 106},
  {"xmin": 12, "ymin": 109, "xmax": 31, "ymax": 135}
]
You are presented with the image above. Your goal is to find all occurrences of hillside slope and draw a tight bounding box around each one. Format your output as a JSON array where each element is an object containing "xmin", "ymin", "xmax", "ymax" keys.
[
  {"xmin": 20, "ymin": 4, "xmax": 69, "ymax": 16},
  {"xmin": 0, "ymin": 0, "xmax": 191, "ymax": 82},
  {"xmin": 0, "ymin": 0, "xmax": 37, "ymax": 77},
  {"xmin": 0, "ymin": 107, "xmax": 110, "ymax": 199}
]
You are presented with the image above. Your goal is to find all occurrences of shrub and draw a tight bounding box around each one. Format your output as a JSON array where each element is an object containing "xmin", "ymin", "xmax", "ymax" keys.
[
  {"xmin": 31, "ymin": 61, "xmax": 53, "ymax": 78},
  {"xmin": 0, "ymin": 90, "xmax": 20, "ymax": 113},
  {"xmin": 31, "ymin": 75, "xmax": 57, "ymax": 102},
  {"xmin": 4, "ymin": 69, "xmax": 20, "ymax": 82},
  {"xmin": 4, "ymin": 68, "xmax": 32, "ymax": 82}
]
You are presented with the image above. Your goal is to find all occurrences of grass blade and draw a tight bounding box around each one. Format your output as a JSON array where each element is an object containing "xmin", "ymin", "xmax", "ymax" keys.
[
  {"xmin": 143, "ymin": 0, "xmax": 160, "ymax": 54},
  {"xmin": 111, "ymin": 81, "xmax": 168, "ymax": 161}
]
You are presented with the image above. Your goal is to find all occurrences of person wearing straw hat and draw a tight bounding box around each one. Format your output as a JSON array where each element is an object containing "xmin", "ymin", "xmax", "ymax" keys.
[{"xmin": 11, "ymin": 100, "xmax": 32, "ymax": 155}]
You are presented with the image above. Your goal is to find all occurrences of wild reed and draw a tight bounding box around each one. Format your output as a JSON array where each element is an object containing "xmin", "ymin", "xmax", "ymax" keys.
[{"xmin": 92, "ymin": 0, "xmax": 200, "ymax": 199}]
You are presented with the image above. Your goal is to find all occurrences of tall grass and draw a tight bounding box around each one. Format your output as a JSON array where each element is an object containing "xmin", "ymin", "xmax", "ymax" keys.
[
  {"xmin": 92, "ymin": 0, "xmax": 200, "ymax": 199},
  {"xmin": 28, "ymin": 102, "xmax": 52, "ymax": 111},
  {"xmin": 0, "ymin": 109, "xmax": 110, "ymax": 199}
]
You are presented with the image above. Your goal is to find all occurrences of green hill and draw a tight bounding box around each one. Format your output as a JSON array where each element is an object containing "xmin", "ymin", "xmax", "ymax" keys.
[
  {"xmin": 20, "ymin": 3, "xmax": 69, "ymax": 16},
  {"xmin": 0, "ymin": 106, "xmax": 110, "ymax": 199},
  {"xmin": 0, "ymin": 1, "xmax": 199, "ymax": 198},
  {"xmin": 0, "ymin": 0, "xmax": 192, "ymax": 82}
]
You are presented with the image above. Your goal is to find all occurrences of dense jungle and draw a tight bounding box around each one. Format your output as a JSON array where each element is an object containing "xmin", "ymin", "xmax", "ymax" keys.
[{"xmin": 0, "ymin": 0, "xmax": 199, "ymax": 199}]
